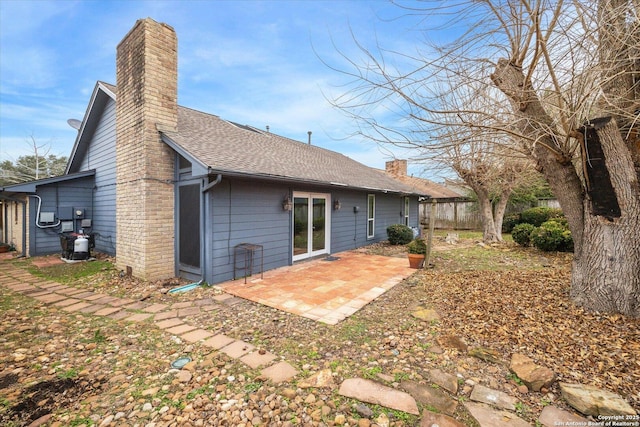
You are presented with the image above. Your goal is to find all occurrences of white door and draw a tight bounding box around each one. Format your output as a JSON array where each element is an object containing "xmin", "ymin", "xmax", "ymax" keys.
[{"xmin": 292, "ymin": 192, "xmax": 330, "ymax": 261}]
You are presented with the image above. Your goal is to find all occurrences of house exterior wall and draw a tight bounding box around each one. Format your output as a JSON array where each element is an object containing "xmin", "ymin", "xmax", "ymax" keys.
[
  {"xmin": 206, "ymin": 178, "xmax": 292, "ymax": 283},
  {"xmin": 28, "ymin": 178, "xmax": 94, "ymax": 256},
  {"xmin": 201, "ymin": 176, "xmax": 418, "ymax": 284},
  {"xmin": 115, "ymin": 18, "xmax": 177, "ymax": 280},
  {"xmin": 78, "ymin": 97, "xmax": 117, "ymax": 254}
]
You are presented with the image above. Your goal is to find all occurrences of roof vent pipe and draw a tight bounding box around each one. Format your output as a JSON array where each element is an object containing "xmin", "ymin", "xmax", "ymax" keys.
[
  {"xmin": 308, "ymin": 131, "xmax": 312, "ymax": 145},
  {"xmin": 266, "ymin": 125, "xmax": 270, "ymax": 133}
]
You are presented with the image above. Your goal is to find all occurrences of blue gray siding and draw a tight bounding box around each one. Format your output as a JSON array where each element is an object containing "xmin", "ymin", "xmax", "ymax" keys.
[
  {"xmin": 206, "ymin": 178, "xmax": 292, "ymax": 283},
  {"xmin": 330, "ymin": 192, "xmax": 416, "ymax": 252},
  {"xmin": 77, "ymin": 98, "xmax": 117, "ymax": 254},
  {"xmin": 198, "ymin": 176, "xmax": 419, "ymax": 284},
  {"xmin": 29, "ymin": 177, "xmax": 94, "ymax": 255}
]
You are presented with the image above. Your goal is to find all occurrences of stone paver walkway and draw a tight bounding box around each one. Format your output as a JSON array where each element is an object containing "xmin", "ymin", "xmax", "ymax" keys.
[
  {"xmin": 218, "ymin": 251, "xmax": 415, "ymax": 324},
  {"xmin": 0, "ymin": 262, "xmax": 297, "ymax": 384}
]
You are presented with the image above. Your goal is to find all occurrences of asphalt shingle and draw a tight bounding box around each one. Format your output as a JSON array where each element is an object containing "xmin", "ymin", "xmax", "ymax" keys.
[{"xmin": 161, "ymin": 106, "xmax": 421, "ymax": 194}]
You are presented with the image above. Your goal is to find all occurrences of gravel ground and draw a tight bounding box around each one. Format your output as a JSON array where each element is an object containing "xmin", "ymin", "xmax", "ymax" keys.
[{"xmin": 1, "ymin": 240, "xmax": 638, "ymax": 427}]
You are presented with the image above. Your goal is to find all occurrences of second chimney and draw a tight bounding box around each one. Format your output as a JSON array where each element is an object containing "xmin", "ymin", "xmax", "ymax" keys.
[{"xmin": 385, "ymin": 159, "xmax": 407, "ymax": 177}]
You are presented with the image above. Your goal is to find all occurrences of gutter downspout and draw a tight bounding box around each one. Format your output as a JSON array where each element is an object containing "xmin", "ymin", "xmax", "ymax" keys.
[{"xmin": 201, "ymin": 173, "xmax": 222, "ymax": 193}]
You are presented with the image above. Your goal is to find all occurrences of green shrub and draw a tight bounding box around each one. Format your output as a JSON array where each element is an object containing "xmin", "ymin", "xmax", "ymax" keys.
[
  {"xmin": 387, "ymin": 224, "xmax": 414, "ymax": 245},
  {"xmin": 502, "ymin": 213, "xmax": 522, "ymax": 233},
  {"xmin": 407, "ymin": 238, "xmax": 427, "ymax": 254},
  {"xmin": 512, "ymin": 223, "xmax": 536, "ymax": 247},
  {"xmin": 519, "ymin": 207, "xmax": 564, "ymax": 227},
  {"xmin": 531, "ymin": 220, "xmax": 573, "ymax": 252}
]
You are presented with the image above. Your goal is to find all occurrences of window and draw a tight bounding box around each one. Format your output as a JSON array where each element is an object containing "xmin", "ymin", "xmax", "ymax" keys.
[
  {"xmin": 367, "ymin": 194, "xmax": 375, "ymax": 239},
  {"xmin": 404, "ymin": 197, "xmax": 410, "ymax": 226}
]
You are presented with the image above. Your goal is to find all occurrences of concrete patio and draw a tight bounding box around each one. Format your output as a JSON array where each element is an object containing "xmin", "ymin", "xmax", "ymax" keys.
[{"xmin": 217, "ymin": 250, "xmax": 416, "ymax": 325}]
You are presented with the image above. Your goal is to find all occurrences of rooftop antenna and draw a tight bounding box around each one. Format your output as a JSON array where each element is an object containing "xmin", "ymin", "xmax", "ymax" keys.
[
  {"xmin": 67, "ymin": 118, "xmax": 82, "ymax": 130},
  {"xmin": 308, "ymin": 131, "xmax": 312, "ymax": 145}
]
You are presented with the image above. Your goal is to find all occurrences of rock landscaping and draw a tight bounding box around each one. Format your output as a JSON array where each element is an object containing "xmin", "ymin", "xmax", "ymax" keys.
[{"xmin": 0, "ymin": 239, "xmax": 638, "ymax": 426}]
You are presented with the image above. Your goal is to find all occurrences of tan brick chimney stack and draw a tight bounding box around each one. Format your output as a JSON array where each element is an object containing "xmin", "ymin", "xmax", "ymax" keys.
[
  {"xmin": 115, "ymin": 18, "xmax": 177, "ymax": 280},
  {"xmin": 385, "ymin": 159, "xmax": 407, "ymax": 177}
]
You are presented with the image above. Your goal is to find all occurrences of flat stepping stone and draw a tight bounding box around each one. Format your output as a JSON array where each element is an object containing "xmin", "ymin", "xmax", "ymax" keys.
[
  {"xmin": 166, "ymin": 324, "xmax": 196, "ymax": 335},
  {"xmin": 94, "ymin": 307, "xmax": 122, "ymax": 316},
  {"xmin": 125, "ymin": 312, "xmax": 153, "ymax": 322},
  {"xmin": 154, "ymin": 310, "xmax": 178, "ymax": 320},
  {"xmin": 180, "ymin": 329, "xmax": 213, "ymax": 343},
  {"xmin": 34, "ymin": 293, "xmax": 67, "ymax": 303},
  {"xmin": 470, "ymin": 384, "xmax": 518, "ymax": 411},
  {"xmin": 177, "ymin": 306, "xmax": 200, "ymax": 317},
  {"xmin": 401, "ymin": 380, "xmax": 457, "ymax": 415},
  {"xmin": 559, "ymin": 382, "xmax": 637, "ymax": 416},
  {"xmin": 220, "ymin": 340, "xmax": 255, "ymax": 358},
  {"xmin": 538, "ymin": 406, "xmax": 587, "ymax": 426},
  {"xmin": 143, "ymin": 303, "xmax": 169, "ymax": 313},
  {"xmin": 155, "ymin": 318, "xmax": 183, "ymax": 329},
  {"xmin": 339, "ymin": 378, "xmax": 419, "ymax": 415},
  {"xmin": 260, "ymin": 361, "xmax": 298, "ymax": 384},
  {"xmin": 428, "ymin": 369, "xmax": 459, "ymax": 394},
  {"xmin": 202, "ymin": 334, "xmax": 234, "ymax": 350},
  {"xmin": 420, "ymin": 412, "xmax": 466, "ymax": 427},
  {"xmin": 464, "ymin": 402, "xmax": 530, "ymax": 427},
  {"xmin": 240, "ymin": 350, "xmax": 277, "ymax": 369}
]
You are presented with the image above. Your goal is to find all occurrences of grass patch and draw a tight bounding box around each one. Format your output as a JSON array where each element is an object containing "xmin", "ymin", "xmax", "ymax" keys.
[
  {"xmin": 338, "ymin": 319, "xmax": 370, "ymax": 343},
  {"xmin": 58, "ymin": 368, "xmax": 79, "ymax": 379},
  {"xmin": 433, "ymin": 230, "xmax": 482, "ymax": 240},
  {"xmin": 433, "ymin": 245, "xmax": 532, "ymax": 271},
  {"xmin": 361, "ymin": 366, "xmax": 382, "ymax": 379},
  {"xmin": 27, "ymin": 260, "xmax": 113, "ymax": 284}
]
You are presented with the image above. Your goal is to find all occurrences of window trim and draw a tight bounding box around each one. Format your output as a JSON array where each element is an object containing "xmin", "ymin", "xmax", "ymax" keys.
[
  {"xmin": 404, "ymin": 197, "xmax": 410, "ymax": 226},
  {"xmin": 367, "ymin": 194, "xmax": 375, "ymax": 239}
]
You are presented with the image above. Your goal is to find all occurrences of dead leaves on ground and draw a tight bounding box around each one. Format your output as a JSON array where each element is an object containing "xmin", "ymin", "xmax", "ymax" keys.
[{"xmin": 417, "ymin": 267, "xmax": 640, "ymax": 409}]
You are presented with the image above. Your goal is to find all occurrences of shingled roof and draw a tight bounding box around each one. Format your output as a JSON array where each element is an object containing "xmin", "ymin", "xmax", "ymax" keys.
[{"xmin": 161, "ymin": 106, "xmax": 421, "ymax": 194}]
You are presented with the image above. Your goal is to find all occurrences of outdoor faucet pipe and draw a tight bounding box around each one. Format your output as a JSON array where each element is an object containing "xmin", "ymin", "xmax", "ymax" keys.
[{"xmin": 28, "ymin": 194, "xmax": 61, "ymax": 229}]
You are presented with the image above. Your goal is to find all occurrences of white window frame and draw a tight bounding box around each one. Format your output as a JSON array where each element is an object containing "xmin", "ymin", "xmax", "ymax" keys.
[
  {"xmin": 404, "ymin": 197, "xmax": 410, "ymax": 226},
  {"xmin": 367, "ymin": 194, "xmax": 375, "ymax": 239}
]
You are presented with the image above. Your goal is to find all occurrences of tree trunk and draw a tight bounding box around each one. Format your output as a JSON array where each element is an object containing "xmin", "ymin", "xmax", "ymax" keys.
[
  {"xmin": 491, "ymin": 60, "xmax": 640, "ymax": 317},
  {"xmin": 475, "ymin": 187, "xmax": 501, "ymax": 242},
  {"xmin": 491, "ymin": 59, "xmax": 586, "ymax": 250},
  {"xmin": 571, "ymin": 119, "xmax": 640, "ymax": 316},
  {"xmin": 493, "ymin": 190, "xmax": 510, "ymax": 242}
]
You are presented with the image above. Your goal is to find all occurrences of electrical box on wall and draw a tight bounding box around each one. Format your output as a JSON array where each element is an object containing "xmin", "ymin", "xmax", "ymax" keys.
[
  {"xmin": 74, "ymin": 208, "xmax": 85, "ymax": 219},
  {"xmin": 353, "ymin": 206, "xmax": 360, "ymax": 213},
  {"xmin": 59, "ymin": 206, "xmax": 74, "ymax": 220},
  {"xmin": 39, "ymin": 212, "xmax": 55, "ymax": 223}
]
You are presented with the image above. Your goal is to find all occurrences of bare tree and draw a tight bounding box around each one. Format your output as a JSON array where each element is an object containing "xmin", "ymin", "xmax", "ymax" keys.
[
  {"xmin": 327, "ymin": 0, "xmax": 640, "ymax": 316},
  {"xmin": 0, "ymin": 135, "xmax": 67, "ymax": 185}
]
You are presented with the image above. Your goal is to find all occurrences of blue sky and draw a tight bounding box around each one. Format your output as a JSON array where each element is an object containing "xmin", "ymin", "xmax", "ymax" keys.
[{"xmin": 0, "ymin": 0, "xmax": 436, "ymax": 177}]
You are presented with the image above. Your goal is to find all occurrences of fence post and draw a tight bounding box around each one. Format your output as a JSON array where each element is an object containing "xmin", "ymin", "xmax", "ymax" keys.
[{"xmin": 424, "ymin": 198, "xmax": 436, "ymax": 269}]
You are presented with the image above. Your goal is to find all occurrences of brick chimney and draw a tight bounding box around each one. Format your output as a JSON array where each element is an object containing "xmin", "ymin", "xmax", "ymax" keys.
[
  {"xmin": 385, "ymin": 159, "xmax": 407, "ymax": 177},
  {"xmin": 115, "ymin": 18, "xmax": 177, "ymax": 280}
]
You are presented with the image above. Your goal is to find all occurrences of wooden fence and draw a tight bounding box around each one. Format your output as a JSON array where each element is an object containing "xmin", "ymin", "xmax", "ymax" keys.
[{"xmin": 420, "ymin": 198, "xmax": 560, "ymax": 230}]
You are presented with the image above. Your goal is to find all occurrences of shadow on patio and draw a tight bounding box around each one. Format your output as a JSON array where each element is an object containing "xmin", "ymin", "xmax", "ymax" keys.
[{"xmin": 217, "ymin": 250, "xmax": 416, "ymax": 325}]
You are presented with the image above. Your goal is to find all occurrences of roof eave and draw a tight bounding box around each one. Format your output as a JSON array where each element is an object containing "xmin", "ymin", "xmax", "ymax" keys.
[
  {"xmin": 0, "ymin": 170, "xmax": 96, "ymax": 193},
  {"xmin": 66, "ymin": 82, "xmax": 116, "ymax": 174},
  {"xmin": 204, "ymin": 168, "xmax": 422, "ymax": 195}
]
